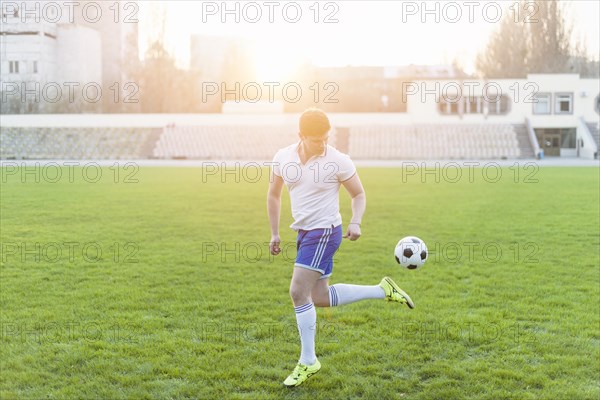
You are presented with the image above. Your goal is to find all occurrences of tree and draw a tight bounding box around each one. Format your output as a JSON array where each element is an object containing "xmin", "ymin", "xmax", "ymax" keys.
[
  {"xmin": 570, "ymin": 40, "xmax": 600, "ymax": 78},
  {"xmin": 131, "ymin": 4, "xmax": 199, "ymax": 113},
  {"xmin": 526, "ymin": 0, "xmax": 571, "ymax": 74},
  {"xmin": 133, "ymin": 41, "xmax": 199, "ymax": 113},
  {"xmin": 476, "ymin": 11, "xmax": 529, "ymax": 78},
  {"xmin": 477, "ymin": 0, "xmax": 596, "ymax": 78}
]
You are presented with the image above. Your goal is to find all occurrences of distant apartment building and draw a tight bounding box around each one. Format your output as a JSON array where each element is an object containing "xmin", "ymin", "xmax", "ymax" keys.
[
  {"xmin": 190, "ymin": 35, "xmax": 255, "ymax": 112},
  {"xmin": 190, "ymin": 35, "xmax": 235, "ymax": 82},
  {"xmin": 73, "ymin": 0, "xmax": 139, "ymax": 112},
  {"xmin": 0, "ymin": 0, "xmax": 138, "ymax": 113}
]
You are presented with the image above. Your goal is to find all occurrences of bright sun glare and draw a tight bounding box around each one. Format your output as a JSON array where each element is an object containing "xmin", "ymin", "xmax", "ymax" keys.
[
  {"xmin": 253, "ymin": 45, "xmax": 301, "ymax": 82},
  {"xmin": 144, "ymin": 1, "xmax": 599, "ymax": 75}
]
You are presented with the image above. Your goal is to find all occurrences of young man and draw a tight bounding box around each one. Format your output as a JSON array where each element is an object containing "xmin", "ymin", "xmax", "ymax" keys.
[{"xmin": 267, "ymin": 108, "xmax": 414, "ymax": 387}]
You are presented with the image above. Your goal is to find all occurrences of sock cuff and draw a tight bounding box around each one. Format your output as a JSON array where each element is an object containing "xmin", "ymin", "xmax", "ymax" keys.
[
  {"xmin": 294, "ymin": 303, "xmax": 314, "ymax": 314},
  {"xmin": 329, "ymin": 286, "xmax": 338, "ymax": 307}
]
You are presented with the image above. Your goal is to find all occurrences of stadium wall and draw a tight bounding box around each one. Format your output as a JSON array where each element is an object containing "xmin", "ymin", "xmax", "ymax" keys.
[
  {"xmin": 0, "ymin": 113, "xmax": 417, "ymax": 128},
  {"xmin": 407, "ymin": 74, "xmax": 599, "ymax": 124}
]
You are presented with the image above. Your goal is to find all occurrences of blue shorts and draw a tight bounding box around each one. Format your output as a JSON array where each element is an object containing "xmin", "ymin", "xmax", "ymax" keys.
[{"xmin": 295, "ymin": 225, "xmax": 343, "ymax": 279}]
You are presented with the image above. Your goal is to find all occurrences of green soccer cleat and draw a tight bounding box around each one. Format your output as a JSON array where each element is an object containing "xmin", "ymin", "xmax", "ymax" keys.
[
  {"xmin": 379, "ymin": 277, "xmax": 415, "ymax": 309},
  {"xmin": 283, "ymin": 359, "xmax": 321, "ymax": 387}
]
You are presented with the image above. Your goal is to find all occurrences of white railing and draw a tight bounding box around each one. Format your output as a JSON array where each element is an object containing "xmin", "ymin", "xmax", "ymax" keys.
[
  {"xmin": 525, "ymin": 117, "xmax": 541, "ymax": 159},
  {"xmin": 577, "ymin": 117, "xmax": 598, "ymax": 160}
]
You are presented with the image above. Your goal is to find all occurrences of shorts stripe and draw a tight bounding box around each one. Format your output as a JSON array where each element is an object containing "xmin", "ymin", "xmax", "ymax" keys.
[
  {"xmin": 310, "ymin": 227, "xmax": 332, "ymax": 268},
  {"xmin": 295, "ymin": 225, "xmax": 342, "ymax": 280},
  {"xmin": 309, "ymin": 228, "xmax": 329, "ymax": 268}
]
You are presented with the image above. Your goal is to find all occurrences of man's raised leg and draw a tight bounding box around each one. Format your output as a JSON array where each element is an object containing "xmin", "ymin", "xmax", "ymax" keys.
[{"xmin": 311, "ymin": 276, "xmax": 414, "ymax": 309}]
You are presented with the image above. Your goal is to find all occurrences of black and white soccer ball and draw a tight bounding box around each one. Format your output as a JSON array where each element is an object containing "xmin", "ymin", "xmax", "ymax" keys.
[{"xmin": 395, "ymin": 236, "xmax": 428, "ymax": 270}]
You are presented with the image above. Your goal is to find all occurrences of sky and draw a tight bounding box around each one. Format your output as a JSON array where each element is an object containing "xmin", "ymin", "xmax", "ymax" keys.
[{"xmin": 138, "ymin": 1, "xmax": 600, "ymax": 79}]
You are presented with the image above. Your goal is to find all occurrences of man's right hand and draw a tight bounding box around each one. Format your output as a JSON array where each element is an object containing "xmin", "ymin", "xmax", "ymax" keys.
[{"xmin": 270, "ymin": 235, "xmax": 281, "ymax": 255}]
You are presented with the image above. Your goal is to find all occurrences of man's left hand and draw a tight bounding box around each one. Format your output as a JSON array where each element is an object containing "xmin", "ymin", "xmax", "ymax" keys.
[{"xmin": 343, "ymin": 224, "xmax": 361, "ymax": 241}]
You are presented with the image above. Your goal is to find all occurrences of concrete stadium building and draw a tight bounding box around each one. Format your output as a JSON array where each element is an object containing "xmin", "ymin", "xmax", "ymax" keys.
[
  {"xmin": 0, "ymin": 0, "xmax": 138, "ymax": 113},
  {"xmin": 1, "ymin": 73, "xmax": 598, "ymax": 161}
]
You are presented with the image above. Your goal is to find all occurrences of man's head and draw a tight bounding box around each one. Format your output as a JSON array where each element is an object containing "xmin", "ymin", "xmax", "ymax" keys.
[
  {"xmin": 299, "ymin": 108, "xmax": 331, "ymax": 137},
  {"xmin": 298, "ymin": 108, "xmax": 331, "ymax": 154}
]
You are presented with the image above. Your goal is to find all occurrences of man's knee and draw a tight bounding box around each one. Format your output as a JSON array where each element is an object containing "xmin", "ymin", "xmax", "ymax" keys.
[{"xmin": 289, "ymin": 285, "xmax": 310, "ymax": 305}]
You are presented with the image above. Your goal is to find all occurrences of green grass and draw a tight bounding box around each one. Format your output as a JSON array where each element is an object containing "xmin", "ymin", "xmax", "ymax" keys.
[{"xmin": 1, "ymin": 165, "xmax": 599, "ymax": 399}]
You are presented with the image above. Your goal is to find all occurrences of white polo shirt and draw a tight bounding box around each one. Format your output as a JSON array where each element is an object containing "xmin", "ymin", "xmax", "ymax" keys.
[{"xmin": 272, "ymin": 142, "xmax": 356, "ymax": 231}]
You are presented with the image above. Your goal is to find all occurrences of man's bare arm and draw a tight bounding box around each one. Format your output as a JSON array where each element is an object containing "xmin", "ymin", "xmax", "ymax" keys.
[
  {"xmin": 341, "ymin": 173, "xmax": 366, "ymax": 241},
  {"xmin": 267, "ymin": 173, "xmax": 284, "ymax": 254}
]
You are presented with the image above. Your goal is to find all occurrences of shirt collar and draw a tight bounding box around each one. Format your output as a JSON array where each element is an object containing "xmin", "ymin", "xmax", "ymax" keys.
[{"xmin": 295, "ymin": 141, "xmax": 328, "ymax": 160}]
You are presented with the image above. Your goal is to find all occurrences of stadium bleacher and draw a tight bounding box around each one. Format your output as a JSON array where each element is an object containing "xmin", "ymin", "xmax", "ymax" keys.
[
  {"xmin": 346, "ymin": 124, "xmax": 521, "ymax": 159},
  {"xmin": 153, "ymin": 125, "xmax": 298, "ymax": 160},
  {"xmin": 0, "ymin": 127, "xmax": 161, "ymax": 160},
  {"xmin": 1, "ymin": 123, "xmax": 529, "ymax": 160}
]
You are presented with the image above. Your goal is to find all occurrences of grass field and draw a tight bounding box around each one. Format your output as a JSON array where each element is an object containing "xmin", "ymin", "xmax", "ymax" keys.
[{"xmin": 1, "ymin": 164, "xmax": 599, "ymax": 399}]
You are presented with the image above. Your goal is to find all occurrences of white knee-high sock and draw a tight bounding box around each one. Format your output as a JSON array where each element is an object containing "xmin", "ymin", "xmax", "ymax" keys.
[
  {"xmin": 328, "ymin": 284, "xmax": 385, "ymax": 307},
  {"xmin": 294, "ymin": 303, "xmax": 317, "ymax": 365}
]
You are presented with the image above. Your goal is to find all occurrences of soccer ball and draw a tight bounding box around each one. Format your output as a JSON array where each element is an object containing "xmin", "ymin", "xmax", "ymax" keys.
[{"xmin": 395, "ymin": 236, "xmax": 428, "ymax": 269}]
